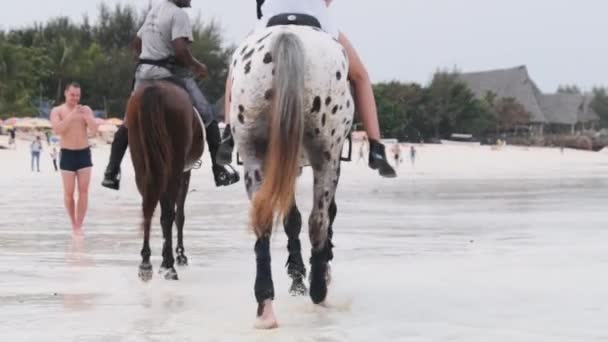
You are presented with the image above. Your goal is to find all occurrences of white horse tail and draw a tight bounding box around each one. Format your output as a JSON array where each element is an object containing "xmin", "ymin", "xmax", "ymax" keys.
[{"xmin": 251, "ymin": 31, "xmax": 305, "ymax": 233}]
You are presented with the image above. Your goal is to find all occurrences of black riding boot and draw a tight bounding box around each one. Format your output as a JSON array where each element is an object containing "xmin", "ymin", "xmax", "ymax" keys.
[
  {"xmin": 216, "ymin": 124, "xmax": 235, "ymax": 166},
  {"xmin": 101, "ymin": 124, "xmax": 129, "ymax": 190},
  {"xmin": 205, "ymin": 121, "xmax": 240, "ymax": 187},
  {"xmin": 368, "ymin": 139, "xmax": 397, "ymax": 178}
]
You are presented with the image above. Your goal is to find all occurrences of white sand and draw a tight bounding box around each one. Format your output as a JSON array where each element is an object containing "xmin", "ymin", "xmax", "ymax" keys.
[{"xmin": 0, "ymin": 141, "xmax": 607, "ymax": 341}]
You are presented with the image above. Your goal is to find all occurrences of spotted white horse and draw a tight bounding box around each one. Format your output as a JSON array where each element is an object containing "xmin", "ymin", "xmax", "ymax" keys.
[{"xmin": 229, "ymin": 25, "xmax": 354, "ymax": 329}]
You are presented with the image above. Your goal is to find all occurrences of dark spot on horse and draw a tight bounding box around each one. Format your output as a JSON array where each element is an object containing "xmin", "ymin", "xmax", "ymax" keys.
[
  {"xmin": 228, "ymin": 93, "xmax": 231, "ymax": 104},
  {"xmin": 324, "ymin": 191, "xmax": 329, "ymax": 199},
  {"xmin": 330, "ymin": 143, "xmax": 334, "ymax": 150},
  {"xmin": 311, "ymin": 96, "xmax": 322, "ymax": 113},
  {"xmin": 332, "ymin": 105, "xmax": 339, "ymax": 114},
  {"xmin": 264, "ymin": 89, "xmax": 274, "ymax": 100},
  {"xmin": 241, "ymin": 89, "xmax": 245, "ymax": 93},
  {"xmin": 346, "ymin": 100, "xmax": 350, "ymax": 108},
  {"xmin": 346, "ymin": 120, "xmax": 352, "ymax": 126},
  {"xmin": 238, "ymin": 114, "xmax": 245, "ymax": 124},
  {"xmin": 258, "ymin": 45, "xmax": 265, "ymax": 51},
  {"xmin": 256, "ymin": 32, "xmax": 273, "ymax": 44},
  {"xmin": 254, "ymin": 170, "xmax": 262, "ymax": 182},
  {"xmin": 240, "ymin": 45, "xmax": 249, "ymax": 55},
  {"xmin": 323, "ymin": 151, "xmax": 331, "ymax": 161},
  {"xmin": 325, "ymin": 97, "xmax": 332, "ymax": 106},
  {"xmin": 315, "ymin": 128, "xmax": 320, "ymax": 135},
  {"xmin": 242, "ymin": 48, "xmax": 255, "ymax": 61},
  {"xmin": 337, "ymin": 137, "xmax": 342, "ymax": 144},
  {"xmin": 342, "ymin": 49, "xmax": 347, "ymax": 59},
  {"xmin": 231, "ymin": 126, "xmax": 236, "ymax": 134},
  {"xmin": 318, "ymin": 200, "xmax": 324, "ymax": 210},
  {"xmin": 238, "ymin": 105, "xmax": 245, "ymax": 113},
  {"xmin": 331, "ymin": 129, "xmax": 336, "ymax": 136},
  {"xmin": 339, "ymin": 105, "xmax": 343, "ymax": 110},
  {"xmin": 244, "ymin": 61, "xmax": 252, "ymax": 74},
  {"xmin": 263, "ymin": 52, "xmax": 273, "ymax": 64},
  {"xmin": 321, "ymin": 114, "xmax": 326, "ymax": 127},
  {"xmin": 342, "ymin": 61, "xmax": 346, "ymax": 70},
  {"xmin": 305, "ymin": 131, "xmax": 314, "ymax": 139},
  {"xmin": 272, "ymin": 69, "xmax": 275, "ymax": 75},
  {"xmin": 233, "ymin": 59, "xmax": 237, "ymax": 67},
  {"xmin": 336, "ymin": 71, "xmax": 342, "ymax": 81},
  {"xmin": 342, "ymin": 118, "xmax": 347, "ymax": 124}
]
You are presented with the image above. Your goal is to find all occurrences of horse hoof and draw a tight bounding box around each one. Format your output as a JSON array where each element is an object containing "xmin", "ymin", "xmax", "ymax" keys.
[
  {"xmin": 138, "ymin": 263, "xmax": 153, "ymax": 282},
  {"xmin": 159, "ymin": 267, "xmax": 179, "ymax": 281},
  {"xmin": 176, "ymin": 255, "xmax": 188, "ymax": 267},
  {"xmin": 309, "ymin": 263, "xmax": 328, "ymax": 304},
  {"xmin": 254, "ymin": 300, "xmax": 279, "ymax": 330},
  {"xmin": 289, "ymin": 278, "xmax": 307, "ymax": 296}
]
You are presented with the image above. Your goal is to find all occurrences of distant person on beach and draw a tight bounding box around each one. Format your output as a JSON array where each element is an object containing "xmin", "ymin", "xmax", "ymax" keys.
[
  {"xmin": 50, "ymin": 146, "xmax": 59, "ymax": 172},
  {"xmin": 358, "ymin": 142, "xmax": 365, "ymax": 163},
  {"xmin": 410, "ymin": 145, "xmax": 416, "ymax": 166},
  {"xmin": 30, "ymin": 136, "xmax": 43, "ymax": 172},
  {"xmin": 50, "ymin": 82, "xmax": 98, "ymax": 235},
  {"xmin": 8, "ymin": 128, "xmax": 16, "ymax": 149},
  {"xmin": 391, "ymin": 143, "xmax": 402, "ymax": 169}
]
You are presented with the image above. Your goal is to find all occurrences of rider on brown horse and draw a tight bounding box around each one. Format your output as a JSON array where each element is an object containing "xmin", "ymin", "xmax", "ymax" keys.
[{"xmin": 101, "ymin": 0, "xmax": 239, "ymax": 190}]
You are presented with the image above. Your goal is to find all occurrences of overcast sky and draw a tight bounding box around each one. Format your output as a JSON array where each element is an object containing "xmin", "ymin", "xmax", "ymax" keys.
[{"xmin": 1, "ymin": 0, "xmax": 606, "ymax": 92}]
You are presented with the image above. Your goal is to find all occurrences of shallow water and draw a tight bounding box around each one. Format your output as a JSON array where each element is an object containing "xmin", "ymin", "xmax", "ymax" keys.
[{"xmin": 1, "ymin": 144, "xmax": 607, "ymax": 341}]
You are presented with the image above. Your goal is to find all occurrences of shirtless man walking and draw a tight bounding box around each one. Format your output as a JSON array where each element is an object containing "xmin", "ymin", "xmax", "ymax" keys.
[{"xmin": 50, "ymin": 82, "xmax": 98, "ymax": 234}]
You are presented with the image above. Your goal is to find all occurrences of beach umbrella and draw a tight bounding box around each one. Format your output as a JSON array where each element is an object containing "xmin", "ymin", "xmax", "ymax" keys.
[
  {"xmin": 98, "ymin": 123, "xmax": 119, "ymax": 133},
  {"xmin": 105, "ymin": 118, "xmax": 124, "ymax": 126},
  {"xmin": 5, "ymin": 117, "xmax": 19, "ymax": 125}
]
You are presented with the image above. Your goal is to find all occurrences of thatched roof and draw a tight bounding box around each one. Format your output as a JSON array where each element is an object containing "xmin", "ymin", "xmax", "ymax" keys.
[
  {"xmin": 539, "ymin": 93, "xmax": 581, "ymax": 125},
  {"xmin": 580, "ymin": 96, "xmax": 600, "ymax": 123},
  {"xmin": 458, "ymin": 65, "xmax": 547, "ymax": 123},
  {"xmin": 539, "ymin": 93, "xmax": 600, "ymax": 125}
]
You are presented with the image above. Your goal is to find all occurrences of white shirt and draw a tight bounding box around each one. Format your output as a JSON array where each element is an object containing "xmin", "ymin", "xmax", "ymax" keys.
[{"xmin": 258, "ymin": 0, "xmax": 339, "ymax": 39}]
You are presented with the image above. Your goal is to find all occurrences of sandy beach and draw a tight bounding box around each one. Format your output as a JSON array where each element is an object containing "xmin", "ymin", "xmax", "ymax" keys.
[{"xmin": 0, "ymin": 140, "xmax": 607, "ymax": 341}]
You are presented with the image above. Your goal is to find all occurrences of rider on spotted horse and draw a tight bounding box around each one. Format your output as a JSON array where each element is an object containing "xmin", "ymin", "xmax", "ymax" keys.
[{"xmin": 101, "ymin": 0, "xmax": 240, "ymax": 190}]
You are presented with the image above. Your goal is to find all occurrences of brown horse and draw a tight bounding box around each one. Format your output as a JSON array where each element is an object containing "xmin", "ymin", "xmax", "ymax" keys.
[{"xmin": 125, "ymin": 80, "xmax": 204, "ymax": 281}]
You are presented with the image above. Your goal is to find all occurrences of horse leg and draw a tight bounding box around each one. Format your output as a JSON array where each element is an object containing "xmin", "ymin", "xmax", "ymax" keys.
[
  {"xmin": 175, "ymin": 171, "xmax": 191, "ymax": 266},
  {"xmin": 243, "ymin": 157, "xmax": 278, "ymax": 329},
  {"xmin": 283, "ymin": 201, "xmax": 307, "ymax": 296},
  {"xmin": 308, "ymin": 161, "xmax": 341, "ymax": 304},
  {"xmin": 138, "ymin": 194, "xmax": 157, "ymax": 282},
  {"xmin": 159, "ymin": 194, "xmax": 178, "ymax": 280}
]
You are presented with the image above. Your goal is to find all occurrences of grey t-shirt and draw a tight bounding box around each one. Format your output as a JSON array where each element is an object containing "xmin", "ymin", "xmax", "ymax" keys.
[{"xmin": 136, "ymin": 1, "xmax": 194, "ymax": 80}]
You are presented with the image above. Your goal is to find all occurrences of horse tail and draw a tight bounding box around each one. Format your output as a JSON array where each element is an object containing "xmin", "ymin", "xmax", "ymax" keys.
[
  {"xmin": 251, "ymin": 32, "xmax": 305, "ymax": 235},
  {"xmin": 138, "ymin": 84, "xmax": 173, "ymax": 198}
]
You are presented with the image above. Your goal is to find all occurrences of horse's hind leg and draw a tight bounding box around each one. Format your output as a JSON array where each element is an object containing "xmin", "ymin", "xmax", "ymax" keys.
[
  {"xmin": 160, "ymin": 193, "xmax": 178, "ymax": 280},
  {"xmin": 175, "ymin": 171, "xmax": 191, "ymax": 267},
  {"xmin": 283, "ymin": 201, "xmax": 307, "ymax": 296},
  {"xmin": 243, "ymin": 155, "xmax": 278, "ymax": 329},
  {"xmin": 139, "ymin": 194, "xmax": 157, "ymax": 282},
  {"xmin": 308, "ymin": 160, "xmax": 341, "ymax": 304}
]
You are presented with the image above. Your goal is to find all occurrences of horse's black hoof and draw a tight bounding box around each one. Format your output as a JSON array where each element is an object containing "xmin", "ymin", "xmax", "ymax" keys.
[
  {"xmin": 289, "ymin": 278, "xmax": 307, "ymax": 296},
  {"xmin": 160, "ymin": 267, "xmax": 179, "ymax": 280},
  {"xmin": 138, "ymin": 263, "xmax": 153, "ymax": 282},
  {"xmin": 309, "ymin": 262, "xmax": 328, "ymax": 304},
  {"xmin": 176, "ymin": 254, "xmax": 188, "ymax": 266}
]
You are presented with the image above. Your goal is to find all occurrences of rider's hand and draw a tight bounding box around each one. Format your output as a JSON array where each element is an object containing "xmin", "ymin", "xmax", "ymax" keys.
[{"xmin": 194, "ymin": 63, "xmax": 208, "ymax": 80}]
